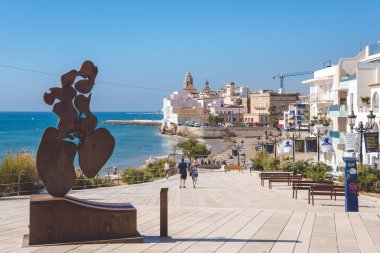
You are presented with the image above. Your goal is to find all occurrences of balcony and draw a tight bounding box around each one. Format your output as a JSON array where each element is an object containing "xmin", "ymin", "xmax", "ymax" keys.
[
  {"xmin": 328, "ymin": 104, "xmax": 348, "ymax": 117},
  {"xmin": 329, "ymin": 131, "xmax": 345, "ymax": 145},
  {"xmin": 339, "ymin": 76, "xmax": 356, "ymax": 88},
  {"xmin": 340, "ymin": 73, "xmax": 356, "ymax": 82},
  {"xmin": 310, "ymin": 95, "xmax": 333, "ymax": 103},
  {"xmin": 358, "ymin": 106, "xmax": 372, "ymax": 112}
]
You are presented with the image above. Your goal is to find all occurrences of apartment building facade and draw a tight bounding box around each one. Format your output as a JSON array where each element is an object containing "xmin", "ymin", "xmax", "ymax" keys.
[
  {"xmin": 303, "ymin": 42, "xmax": 380, "ymax": 168},
  {"xmin": 244, "ymin": 90, "xmax": 299, "ymax": 125}
]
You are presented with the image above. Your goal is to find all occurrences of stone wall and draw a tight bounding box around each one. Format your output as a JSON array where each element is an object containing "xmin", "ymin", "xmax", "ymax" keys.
[{"xmin": 176, "ymin": 126, "xmax": 275, "ymax": 139}]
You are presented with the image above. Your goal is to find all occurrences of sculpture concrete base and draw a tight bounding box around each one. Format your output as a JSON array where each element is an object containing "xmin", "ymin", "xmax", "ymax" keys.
[{"xmin": 26, "ymin": 194, "xmax": 143, "ymax": 246}]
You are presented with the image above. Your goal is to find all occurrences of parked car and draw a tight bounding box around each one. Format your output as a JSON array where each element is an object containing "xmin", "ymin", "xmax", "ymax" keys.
[{"xmin": 194, "ymin": 123, "xmax": 201, "ymax": 127}]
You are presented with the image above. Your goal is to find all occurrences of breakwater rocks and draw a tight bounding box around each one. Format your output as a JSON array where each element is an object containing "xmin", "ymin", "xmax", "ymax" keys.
[{"xmin": 103, "ymin": 120, "xmax": 162, "ymax": 126}]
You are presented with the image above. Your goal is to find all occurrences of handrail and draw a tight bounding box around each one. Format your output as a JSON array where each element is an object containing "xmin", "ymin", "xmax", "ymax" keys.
[{"xmin": 0, "ymin": 168, "xmax": 177, "ymax": 197}]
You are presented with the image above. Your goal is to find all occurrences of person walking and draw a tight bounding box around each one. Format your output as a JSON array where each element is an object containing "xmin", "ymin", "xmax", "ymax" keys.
[
  {"xmin": 190, "ymin": 161, "xmax": 198, "ymax": 188},
  {"xmin": 248, "ymin": 159, "xmax": 254, "ymax": 175},
  {"xmin": 164, "ymin": 160, "xmax": 170, "ymax": 179},
  {"xmin": 178, "ymin": 158, "xmax": 187, "ymax": 188}
]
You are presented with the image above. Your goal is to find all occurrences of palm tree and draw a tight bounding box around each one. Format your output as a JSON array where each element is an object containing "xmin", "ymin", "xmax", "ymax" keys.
[{"xmin": 235, "ymin": 98, "xmax": 243, "ymax": 126}]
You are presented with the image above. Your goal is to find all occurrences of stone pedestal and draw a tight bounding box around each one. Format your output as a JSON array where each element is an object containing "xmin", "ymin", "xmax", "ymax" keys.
[{"xmin": 26, "ymin": 194, "xmax": 143, "ymax": 245}]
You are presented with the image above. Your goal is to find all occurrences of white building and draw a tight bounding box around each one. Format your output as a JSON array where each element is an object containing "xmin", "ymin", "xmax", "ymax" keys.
[
  {"xmin": 303, "ymin": 42, "xmax": 380, "ymax": 167},
  {"xmin": 283, "ymin": 103, "xmax": 308, "ymax": 129}
]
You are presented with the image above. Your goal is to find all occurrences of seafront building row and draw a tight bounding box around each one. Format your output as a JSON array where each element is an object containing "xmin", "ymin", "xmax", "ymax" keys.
[
  {"xmin": 162, "ymin": 41, "xmax": 380, "ymax": 170},
  {"xmin": 303, "ymin": 41, "xmax": 380, "ymax": 169}
]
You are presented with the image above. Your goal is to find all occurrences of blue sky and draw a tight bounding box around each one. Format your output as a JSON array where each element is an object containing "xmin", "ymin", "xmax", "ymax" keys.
[{"xmin": 0, "ymin": 0, "xmax": 379, "ymax": 111}]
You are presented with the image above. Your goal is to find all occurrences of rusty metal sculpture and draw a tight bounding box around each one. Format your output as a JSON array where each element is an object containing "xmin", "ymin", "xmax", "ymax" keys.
[
  {"xmin": 36, "ymin": 61, "xmax": 115, "ymax": 197},
  {"xmin": 28, "ymin": 61, "xmax": 142, "ymax": 246}
]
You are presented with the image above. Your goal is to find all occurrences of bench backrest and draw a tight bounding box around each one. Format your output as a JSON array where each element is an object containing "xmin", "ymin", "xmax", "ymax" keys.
[
  {"xmin": 226, "ymin": 165, "xmax": 242, "ymax": 170},
  {"xmin": 293, "ymin": 181, "xmax": 333, "ymax": 187},
  {"xmin": 311, "ymin": 184, "xmax": 344, "ymax": 192},
  {"xmin": 260, "ymin": 172, "xmax": 292, "ymax": 178}
]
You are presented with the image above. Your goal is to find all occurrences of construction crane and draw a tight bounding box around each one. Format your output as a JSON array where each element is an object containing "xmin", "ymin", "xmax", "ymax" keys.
[{"xmin": 272, "ymin": 71, "xmax": 314, "ymax": 89}]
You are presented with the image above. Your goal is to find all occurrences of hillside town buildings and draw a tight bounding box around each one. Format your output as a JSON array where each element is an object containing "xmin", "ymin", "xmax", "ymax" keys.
[
  {"xmin": 162, "ymin": 72, "xmax": 250, "ymax": 129},
  {"xmin": 162, "ymin": 72, "xmax": 305, "ymax": 132}
]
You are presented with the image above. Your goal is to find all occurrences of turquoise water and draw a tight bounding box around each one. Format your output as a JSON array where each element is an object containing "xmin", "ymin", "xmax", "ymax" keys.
[{"xmin": 0, "ymin": 112, "xmax": 179, "ymax": 170}]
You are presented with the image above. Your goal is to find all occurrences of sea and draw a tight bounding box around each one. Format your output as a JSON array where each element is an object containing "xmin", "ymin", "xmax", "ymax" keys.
[
  {"xmin": 0, "ymin": 112, "xmax": 230, "ymax": 173},
  {"xmin": 0, "ymin": 112, "xmax": 181, "ymax": 172}
]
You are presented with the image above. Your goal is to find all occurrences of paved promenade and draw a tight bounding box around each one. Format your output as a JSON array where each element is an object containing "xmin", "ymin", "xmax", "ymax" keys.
[{"xmin": 1, "ymin": 170, "xmax": 380, "ymax": 252}]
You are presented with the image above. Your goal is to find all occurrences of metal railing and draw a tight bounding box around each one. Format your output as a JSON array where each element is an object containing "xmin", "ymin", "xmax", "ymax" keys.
[
  {"xmin": 358, "ymin": 106, "xmax": 372, "ymax": 112},
  {"xmin": 0, "ymin": 168, "xmax": 176, "ymax": 197}
]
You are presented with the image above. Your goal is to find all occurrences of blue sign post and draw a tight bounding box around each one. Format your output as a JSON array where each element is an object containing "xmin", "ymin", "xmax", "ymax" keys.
[{"xmin": 342, "ymin": 157, "xmax": 359, "ymax": 212}]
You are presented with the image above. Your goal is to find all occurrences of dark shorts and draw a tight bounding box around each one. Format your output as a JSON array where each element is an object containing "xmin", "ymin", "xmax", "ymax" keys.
[{"xmin": 181, "ymin": 173, "xmax": 187, "ymax": 180}]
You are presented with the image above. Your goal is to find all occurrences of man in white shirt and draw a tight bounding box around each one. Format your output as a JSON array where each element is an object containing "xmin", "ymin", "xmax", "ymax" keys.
[
  {"xmin": 248, "ymin": 159, "xmax": 254, "ymax": 175},
  {"xmin": 164, "ymin": 161, "xmax": 170, "ymax": 179}
]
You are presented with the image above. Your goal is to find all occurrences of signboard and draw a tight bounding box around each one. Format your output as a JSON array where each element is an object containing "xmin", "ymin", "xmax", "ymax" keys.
[
  {"xmin": 305, "ymin": 137, "xmax": 317, "ymax": 152},
  {"xmin": 345, "ymin": 133, "xmax": 360, "ymax": 152},
  {"xmin": 283, "ymin": 140, "xmax": 292, "ymax": 153},
  {"xmin": 277, "ymin": 142, "xmax": 284, "ymax": 154},
  {"xmin": 255, "ymin": 145, "xmax": 262, "ymax": 152},
  {"xmin": 364, "ymin": 132, "xmax": 379, "ymax": 153},
  {"xmin": 265, "ymin": 143, "xmax": 274, "ymax": 154},
  {"xmin": 342, "ymin": 157, "xmax": 359, "ymax": 212},
  {"xmin": 320, "ymin": 135, "xmax": 332, "ymax": 153},
  {"xmin": 295, "ymin": 140, "xmax": 305, "ymax": 152},
  {"xmin": 239, "ymin": 147, "xmax": 246, "ymax": 156}
]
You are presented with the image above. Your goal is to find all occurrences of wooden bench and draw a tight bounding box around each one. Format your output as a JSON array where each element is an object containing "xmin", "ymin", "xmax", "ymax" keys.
[
  {"xmin": 225, "ymin": 165, "xmax": 242, "ymax": 172},
  {"xmin": 308, "ymin": 184, "xmax": 345, "ymax": 206},
  {"xmin": 200, "ymin": 164, "xmax": 222, "ymax": 170},
  {"xmin": 292, "ymin": 181, "xmax": 333, "ymax": 199},
  {"xmin": 268, "ymin": 175, "xmax": 303, "ymax": 189},
  {"xmin": 260, "ymin": 172, "xmax": 292, "ymax": 186}
]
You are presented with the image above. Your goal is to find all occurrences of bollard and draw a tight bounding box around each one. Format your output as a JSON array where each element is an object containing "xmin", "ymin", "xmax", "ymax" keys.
[{"xmin": 160, "ymin": 187, "xmax": 168, "ymax": 237}]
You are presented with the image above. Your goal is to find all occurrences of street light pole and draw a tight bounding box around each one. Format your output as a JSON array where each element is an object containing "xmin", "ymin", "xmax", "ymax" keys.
[
  {"xmin": 286, "ymin": 129, "xmax": 301, "ymax": 162},
  {"xmin": 348, "ymin": 110, "xmax": 376, "ymax": 164},
  {"xmin": 268, "ymin": 129, "xmax": 282, "ymax": 159},
  {"xmin": 309, "ymin": 118, "xmax": 329, "ymax": 163}
]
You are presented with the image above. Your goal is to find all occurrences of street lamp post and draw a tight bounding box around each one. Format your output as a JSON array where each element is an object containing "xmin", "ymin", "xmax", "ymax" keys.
[
  {"xmin": 236, "ymin": 140, "xmax": 245, "ymax": 168},
  {"xmin": 348, "ymin": 110, "xmax": 376, "ymax": 164},
  {"xmin": 309, "ymin": 117, "xmax": 330, "ymax": 163},
  {"xmin": 257, "ymin": 131, "xmax": 269, "ymax": 153},
  {"xmin": 268, "ymin": 129, "xmax": 282, "ymax": 159},
  {"xmin": 286, "ymin": 126, "xmax": 301, "ymax": 161},
  {"xmin": 240, "ymin": 140, "xmax": 245, "ymax": 172}
]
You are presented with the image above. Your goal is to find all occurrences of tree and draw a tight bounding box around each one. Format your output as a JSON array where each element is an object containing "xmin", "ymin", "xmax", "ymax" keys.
[
  {"xmin": 235, "ymin": 98, "xmax": 243, "ymax": 125},
  {"xmin": 176, "ymin": 137, "xmax": 211, "ymax": 160},
  {"xmin": 304, "ymin": 104, "xmax": 310, "ymax": 122},
  {"xmin": 208, "ymin": 114, "xmax": 224, "ymax": 127},
  {"xmin": 270, "ymin": 116, "xmax": 279, "ymax": 128},
  {"xmin": 268, "ymin": 105, "xmax": 276, "ymax": 115}
]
